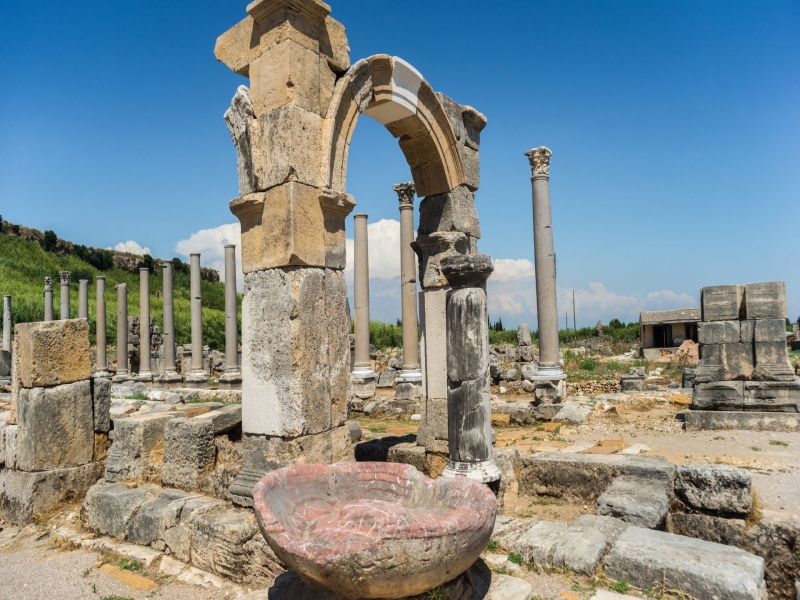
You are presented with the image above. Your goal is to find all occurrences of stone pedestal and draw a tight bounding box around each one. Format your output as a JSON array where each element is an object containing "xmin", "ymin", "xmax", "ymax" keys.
[
  {"xmin": 59, "ymin": 271, "xmax": 71, "ymax": 320},
  {"xmin": 43, "ymin": 277, "xmax": 54, "ymax": 322},
  {"xmin": 95, "ymin": 277, "xmax": 109, "ymax": 377},
  {"xmin": 158, "ymin": 261, "xmax": 182, "ymax": 386},
  {"xmin": 113, "ymin": 283, "xmax": 131, "ymax": 383},
  {"xmin": 394, "ymin": 182, "xmax": 422, "ymax": 384},
  {"xmin": 439, "ymin": 254, "xmax": 500, "ymax": 485}
]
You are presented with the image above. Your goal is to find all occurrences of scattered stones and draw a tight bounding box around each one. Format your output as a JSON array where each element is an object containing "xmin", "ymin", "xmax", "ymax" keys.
[
  {"xmin": 596, "ymin": 476, "xmax": 670, "ymax": 529},
  {"xmin": 82, "ymin": 482, "xmax": 160, "ymax": 539},
  {"xmin": 552, "ymin": 403, "xmax": 591, "ymax": 424},
  {"xmin": 675, "ymin": 463, "xmax": 753, "ymax": 515}
]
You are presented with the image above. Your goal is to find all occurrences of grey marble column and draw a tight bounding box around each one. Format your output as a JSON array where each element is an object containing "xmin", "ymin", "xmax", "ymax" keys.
[
  {"xmin": 525, "ymin": 147, "xmax": 566, "ymax": 381},
  {"xmin": 220, "ymin": 245, "xmax": 242, "ymax": 386},
  {"xmin": 137, "ymin": 268, "xmax": 153, "ymax": 381},
  {"xmin": 160, "ymin": 261, "xmax": 180, "ymax": 382},
  {"xmin": 44, "ymin": 277, "xmax": 54, "ymax": 321},
  {"xmin": 78, "ymin": 279, "xmax": 89, "ymax": 319},
  {"xmin": 187, "ymin": 253, "xmax": 205, "ymax": 382},
  {"xmin": 114, "ymin": 283, "xmax": 130, "ymax": 381},
  {"xmin": 440, "ymin": 254, "xmax": 500, "ymax": 484},
  {"xmin": 394, "ymin": 182, "xmax": 422, "ymax": 383},
  {"xmin": 2, "ymin": 296, "xmax": 11, "ymax": 353},
  {"xmin": 59, "ymin": 271, "xmax": 71, "ymax": 320},
  {"xmin": 352, "ymin": 214, "xmax": 375, "ymax": 378},
  {"xmin": 95, "ymin": 277, "xmax": 109, "ymax": 376}
]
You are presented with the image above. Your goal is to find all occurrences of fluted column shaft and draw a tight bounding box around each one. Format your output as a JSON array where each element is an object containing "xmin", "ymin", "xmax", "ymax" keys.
[
  {"xmin": 2, "ymin": 296, "xmax": 11, "ymax": 352},
  {"xmin": 353, "ymin": 214, "xmax": 373, "ymax": 376},
  {"xmin": 116, "ymin": 283, "xmax": 129, "ymax": 376},
  {"xmin": 224, "ymin": 245, "xmax": 240, "ymax": 373},
  {"xmin": 139, "ymin": 268, "xmax": 152, "ymax": 376},
  {"xmin": 78, "ymin": 280, "xmax": 89, "ymax": 319},
  {"xmin": 44, "ymin": 278, "xmax": 54, "ymax": 321},
  {"xmin": 96, "ymin": 277, "xmax": 108, "ymax": 374},
  {"xmin": 59, "ymin": 271, "xmax": 71, "ymax": 320},
  {"xmin": 394, "ymin": 182, "xmax": 422, "ymax": 382},
  {"xmin": 162, "ymin": 262, "xmax": 178, "ymax": 375},
  {"xmin": 525, "ymin": 147, "xmax": 564, "ymax": 378},
  {"xmin": 190, "ymin": 254, "xmax": 204, "ymax": 374}
]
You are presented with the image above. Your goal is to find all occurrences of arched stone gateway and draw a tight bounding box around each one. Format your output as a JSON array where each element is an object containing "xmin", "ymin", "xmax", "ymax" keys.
[{"xmin": 216, "ymin": 0, "xmax": 487, "ymax": 503}]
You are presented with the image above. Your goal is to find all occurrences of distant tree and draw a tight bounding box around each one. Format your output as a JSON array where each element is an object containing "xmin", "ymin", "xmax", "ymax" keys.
[
  {"xmin": 138, "ymin": 254, "xmax": 157, "ymax": 273},
  {"xmin": 42, "ymin": 230, "xmax": 58, "ymax": 252},
  {"xmin": 90, "ymin": 249, "xmax": 114, "ymax": 271},
  {"xmin": 172, "ymin": 257, "xmax": 189, "ymax": 275},
  {"xmin": 11, "ymin": 224, "xmax": 19, "ymax": 235},
  {"xmin": 608, "ymin": 318, "xmax": 624, "ymax": 329},
  {"xmin": 495, "ymin": 317, "xmax": 504, "ymax": 332}
]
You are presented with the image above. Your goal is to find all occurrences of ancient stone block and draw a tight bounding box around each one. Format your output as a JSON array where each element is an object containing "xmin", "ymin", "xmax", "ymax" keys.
[
  {"xmin": 685, "ymin": 410, "xmax": 800, "ymax": 432},
  {"xmin": 225, "ymin": 86, "xmax": 264, "ymax": 196},
  {"xmin": 596, "ymin": 476, "xmax": 669, "ymax": 529},
  {"xmin": 743, "ymin": 381, "xmax": 800, "ymax": 412},
  {"xmin": 754, "ymin": 318, "xmax": 788, "ymax": 343},
  {"xmin": 81, "ymin": 482, "xmax": 160, "ymax": 540},
  {"xmin": 517, "ymin": 324, "xmax": 532, "ymax": 347},
  {"xmin": 620, "ymin": 377, "xmax": 644, "ymax": 392},
  {"xmin": 701, "ymin": 285, "xmax": 743, "ymax": 322},
  {"xmin": 604, "ymin": 527, "xmax": 765, "ymax": 600},
  {"xmin": 725, "ymin": 342, "xmax": 756, "ymax": 379},
  {"xmin": 14, "ymin": 320, "xmax": 91, "ymax": 388},
  {"xmin": 743, "ymin": 281, "xmax": 786, "ymax": 320},
  {"xmin": 459, "ymin": 144, "xmax": 480, "ymax": 191},
  {"xmin": 516, "ymin": 519, "xmax": 610, "ymax": 575},
  {"xmin": 16, "ymin": 380, "xmax": 94, "ymax": 471},
  {"xmin": 666, "ymin": 512, "xmax": 747, "ymax": 547},
  {"xmin": 187, "ymin": 504, "xmax": 262, "ymax": 581},
  {"xmin": 92, "ymin": 376, "xmax": 111, "ymax": 434},
  {"xmin": 195, "ymin": 405, "xmax": 242, "ymax": 435},
  {"xmin": 753, "ymin": 342, "xmax": 794, "ymax": 380},
  {"xmin": 162, "ymin": 495, "xmax": 226, "ymax": 562},
  {"xmin": 4, "ymin": 423, "xmax": 17, "ymax": 469},
  {"xmin": 0, "ymin": 350, "xmax": 10, "ymax": 377},
  {"xmin": 698, "ymin": 321, "xmax": 741, "ymax": 345},
  {"xmin": 675, "ymin": 464, "xmax": 752, "ymax": 515},
  {"xmin": 105, "ymin": 413, "xmax": 179, "ymax": 482},
  {"xmin": 161, "ymin": 418, "xmax": 217, "ymax": 490},
  {"xmin": 376, "ymin": 369, "xmax": 396, "ymax": 388},
  {"xmin": 0, "ymin": 461, "xmax": 105, "ymax": 525},
  {"xmin": 418, "ymin": 186, "xmax": 481, "ymax": 238},
  {"xmin": 128, "ymin": 489, "xmax": 197, "ymax": 547},
  {"xmin": 249, "ymin": 39, "xmax": 322, "ymax": 116},
  {"xmin": 692, "ymin": 381, "xmax": 744, "ymax": 410},
  {"xmin": 242, "ymin": 268, "xmax": 349, "ymax": 437}
]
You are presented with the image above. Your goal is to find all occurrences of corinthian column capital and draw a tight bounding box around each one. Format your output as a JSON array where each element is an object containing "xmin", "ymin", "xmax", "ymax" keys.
[
  {"xmin": 525, "ymin": 146, "xmax": 552, "ymax": 177},
  {"xmin": 59, "ymin": 271, "xmax": 71, "ymax": 285},
  {"xmin": 392, "ymin": 182, "xmax": 416, "ymax": 209}
]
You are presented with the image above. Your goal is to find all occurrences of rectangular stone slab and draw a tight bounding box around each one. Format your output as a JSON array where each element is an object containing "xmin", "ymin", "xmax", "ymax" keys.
[
  {"xmin": 692, "ymin": 381, "xmax": 744, "ymax": 411},
  {"xmin": 701, "ymin": 285, "xmax": 743, "ymax": 322},
  {"xmin": 685, "ymin": 410, "xmax": 800, "ymax": 432},
  {"xmin": 743, "ymin": 282, "xmax": 786, "ymax": 320},
  {"xmin": 14, "ymin": 320, "xmax": 91, "ymax": 388}
]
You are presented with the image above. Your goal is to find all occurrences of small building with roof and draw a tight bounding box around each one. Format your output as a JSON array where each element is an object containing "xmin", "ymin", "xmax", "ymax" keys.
[{"xmin": 639, "ymin": 308, "xmax": 701, "ymax": 359}]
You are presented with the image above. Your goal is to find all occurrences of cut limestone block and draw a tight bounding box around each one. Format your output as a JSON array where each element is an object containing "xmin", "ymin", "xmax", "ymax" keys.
[
  {"xmin": 194, "ymin": 405, "xmax": 242, "ymax": 435},
  {"xmin": 698, "ymin": 321, "xmax": 741, "ymax": 345},
  {"xmin": 692, "ymin": 381, "xmax": 744, "ymax": 411},
  {"xmin": 92, "ymin": 376, "xmax": 112, "ymax": 434},
  {"xmin": 743, "ymin": 381, "xmax": 800, "ymax": 412},
  {"xmin": 16, "ymin": 380, "xmax": 94, "ymax": 471},
  {"xmin": 13, "ymin": 320, "xmax": 91, "ymax": 388},
  {"xmin": 604, "ymin": 526, "xmax": 766, "ymax": 600},
  {"xmin": 82, "ymin": 482, "xmax": 160, "ymax": 540},
  {"xmin": 754, "ymin": 318, "xmax": 790, "ymax": 343},
  {"xmin": 161, "ymin": 418, "xmax": 217, "ymax": 490},
  {"xmin": 571, "ymin": 514, "xmax": 630, "ymax": 543},
  {"xmin": 743, "ymin": 282, "xmax": 786, "ymax": 320},
  {"xmin": 511, "ymin": 519, "xmax": 609, "ymax": 576},
  {"xmin": 0, "ymin": 461, "xmax": 104, "ymax": 525},
  {"xmin": 128, "ymin": 489, "xmax": 198, "ymax": 547},
  {"xmin": 596, "ymin": 476, "xmax": 669, "ymax": 529},
  {"xmin": 491, "ymin": 516, "xmax": 537, "ymax": 552},
  {"xmin": 0, "ymin": 350, "xmax": 10, "ymax": 377},
  {"xmin": 685, "ymin": 410, "xmax": 800, "ymax": 432},
  {"xmin": 675, "ymin": 464, "xmax": 752, "ymax": 515},
  {"xmin": 105, "ymin": 413, "xmax": 181, "ymax": 483},
  {"xmin": 753, "ymin": 343, "xmax": 795, "ymax": 381},
  {"xmin": 701, "ymin": 285, "xmax": 743, "ymax": 322}
]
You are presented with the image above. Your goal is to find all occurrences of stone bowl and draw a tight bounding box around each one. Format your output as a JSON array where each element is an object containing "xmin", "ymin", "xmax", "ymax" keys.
[{"xmin": 253, "ymin": 462, "xmax": 497, "ymax": 600}]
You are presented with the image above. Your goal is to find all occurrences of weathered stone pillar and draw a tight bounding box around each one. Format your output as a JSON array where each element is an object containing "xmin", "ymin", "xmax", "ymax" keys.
[
  {"xmin": 440, "ymin": 254, "xmax": 500, "ymax": 484},
  {"xmin": 95, "ymin": 277, "xmax": 109, "ymax": 376},
  {"xmin": 352, "ymin": 214, "xmax": 375, "ymax": 378},
  {"xmin": 136, "ymin": 268, "xmax": 153, "ymax": 383},
  {"xmin": 3, "ymin": 296, "xmax": 11, "ymax": 353},
  {"xmin": 159, "ymin": 261, "xmax": 181, "ymax": 386},
  {"xmin": 78, "ymin": 279, "xmax": 89, "ymax": 320},
  {"xmin": 394, "ymin": 182, "xmax": 422, "ymax": 384},
  {"xmin": 114, "ymin": 283, "xmax": 130, "ymax": 381},
  {"xmin": 59, "ymin": 271, "xmax": 71, "ymax": 320},
  {"xmin": 525, "ymin": 147, "xmax": 567, "ymax": 390},
  {"xmin": 186, "ymin": 253, "xmax": 206, "ymax": 386},
  {"xmin": 220, "ymin": 245, "xmax": 242, "ymax": 389},
  {"xmin": 43, "ymin": 277, "xmax": 54, "ymax": 322}
]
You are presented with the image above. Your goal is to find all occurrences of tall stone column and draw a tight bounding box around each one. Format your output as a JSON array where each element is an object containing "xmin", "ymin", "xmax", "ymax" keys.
[
  {"xmin": 352, "ymin": 214, "xmax": 375, "ymax": 378},
  {"xmin": 78, "ymin": 279, "xmax": 89, "ymax": 319},
  {"xmin": 220, "ymin": 245, "xmax": 242, "ymax": 389},
  {"xmin": 136, "ymin": 267, "xmax": 153, "ymax": 383},
  {"xmin": 95, "ymin": 277, "xmax": 109, "ymax": 376},
  {"xmin": 394, "ymin": 182, "xmax": 422, "ymax": 384},
  {"xmin": 440, "ymin": 254, "xmax": 500, "ymax": 484},
  {"xmin": 159, "ymin": 261, "xmax": 181, "ymax": 386},
  {"xmin": 525, "ymin": 147, "xmax": 567, "ymax": 391},
  {"xmin": 186, "ymin": 253, "xmax": 206, "ymax": 386},
  {"xmin": 59, "ymin": 271, "xmax": 71, "ymax": 320},
  {"xmin": 114, "ymin": 283, "xmax": 130, "ymax": 382},
  {"xmin": 2, "ymin": 296, "xmax": 11, "ymax": 353},
  {"xmin": 44, "ymin": 277, "xmax": 54, "ymax": 322}
]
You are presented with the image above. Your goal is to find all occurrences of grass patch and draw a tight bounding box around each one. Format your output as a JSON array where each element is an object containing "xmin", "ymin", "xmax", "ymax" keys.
[
  {"xmin": 508, "ymin": 552, "xmax": 523, "ymax": 565},
  {"xmin": 124, "ymin": 392, "xmax": 149, "ymax": 401},
  {"xmin": 119, "ymin": 557, "xmax": 144, "ymax": 572},
  {"xmin": 485, "ymin": 540, "xmax": 498, "ymax": 552},
  {"xmin": 769, "ymin": 440, "xmax": 789, "ymax": 447},
  {"xmin": 610, "ymin": 579, "xmax": 631, "ymax": 594},
  {"xmin": 369, "ymin": 425, "xmax": 388, "ymax": 434},
  {"xmin": 750, "ymin": 446, "xmax": 761, "ymax": 452},
  {"xmin": 423, "ymin": 586, "xmax": 446, "ymax": 600}
]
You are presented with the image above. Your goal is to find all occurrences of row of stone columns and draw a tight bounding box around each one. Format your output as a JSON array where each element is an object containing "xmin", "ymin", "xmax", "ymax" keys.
[{"xmin": 32, "ymin": 248, "xmax": 241, "ymax": 387}]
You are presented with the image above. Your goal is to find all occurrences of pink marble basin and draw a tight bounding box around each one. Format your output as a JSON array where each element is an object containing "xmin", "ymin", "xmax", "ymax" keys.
[{"xmin": 253, "ymin": 462, "xmax": 497, "ymax": 600}]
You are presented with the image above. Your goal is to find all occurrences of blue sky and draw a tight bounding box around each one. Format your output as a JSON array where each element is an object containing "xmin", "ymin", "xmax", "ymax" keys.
[{"xmin": 1, "ymin": 0, "xmax": 798, "ymax": 327}]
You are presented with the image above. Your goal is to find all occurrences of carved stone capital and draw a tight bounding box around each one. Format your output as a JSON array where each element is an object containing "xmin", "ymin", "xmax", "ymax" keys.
[
  {"xmin": 525, "ymin": 146, "xmax": 552, "ymax": 177},
  {"xmin": 319, "ymin": 189, "xmax": 357, "ymax": 218},
  {"xmin": 393, "ymin": 182, "xmax": 416, "ymax": 208},
  {"xmin": 59, "ymin": 271, "xmax": 71, "ymax": 285},
  {"xmin": 44, "ymin": 277, "xmax": 53, "ymax": 292}
]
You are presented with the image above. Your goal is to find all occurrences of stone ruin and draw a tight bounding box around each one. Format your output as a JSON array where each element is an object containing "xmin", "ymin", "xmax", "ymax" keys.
[{"xmin": 687, "ymin": 281, "xmax": 800, "ymax": 431}]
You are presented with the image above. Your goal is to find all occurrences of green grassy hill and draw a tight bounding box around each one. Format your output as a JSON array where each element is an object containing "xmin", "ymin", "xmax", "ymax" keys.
[{"xmin": 0, "ymin": 233, "xmax": 240, "ymax": 350}]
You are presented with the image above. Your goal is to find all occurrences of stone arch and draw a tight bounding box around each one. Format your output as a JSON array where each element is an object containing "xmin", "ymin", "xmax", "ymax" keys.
[{"xmin": 322, "ymin": 55, "xmax": 466, "ymax": 197}]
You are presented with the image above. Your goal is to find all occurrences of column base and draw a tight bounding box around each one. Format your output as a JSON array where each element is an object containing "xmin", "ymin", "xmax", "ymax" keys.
[
  {"xmin": 112, "ymin": 372, "xmax": 132, "ymax": 383},
  {"xmin": 351, "ymin": 367, "xmax": 377, "ymax": 380},
  {"xmin": 184, "ymin": 372, "xmax": 208, "ymax": 389},
  {"xmin": 218, "ymin": 371, "xmax": 242, "ymax": 391},
  {"xmin": 441, "ymin": 459, "xmax": 502, "ymax": 484},
  {"xmin": 93, "ymin": 370, "xmax": 111, "ymax": 379},
  {"xmin": 395, "ymin": 368, "xmax": 423, "ymax": 383},
  {"xmin": 133, "ymin": 372, "xmax": 154, "ymax": 386},
  {"xmin": 528, "ymin": 363, "xmax": 567, "ymax": 381}
]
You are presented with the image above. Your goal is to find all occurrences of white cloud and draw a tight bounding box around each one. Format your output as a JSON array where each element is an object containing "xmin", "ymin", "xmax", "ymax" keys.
[
  {"xmin": 175, "ymin": 223, "xmax": 243, "ymax": 292},
  {"xmin": 113, "ymin": 240, "xmax": 151, "ymax": 256},
  {"xmin": 492, "ymin": 258, "xmax": 535, "ymax": 282},
  {"xmin": 345, "ymin": 218, "xmax": 402, "ymax": 280}
]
